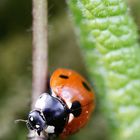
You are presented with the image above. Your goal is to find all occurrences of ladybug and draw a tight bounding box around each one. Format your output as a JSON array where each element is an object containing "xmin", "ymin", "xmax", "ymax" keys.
[{"xmin": 27, "ymin": 68, "xmax": 95, "ymax": 138}]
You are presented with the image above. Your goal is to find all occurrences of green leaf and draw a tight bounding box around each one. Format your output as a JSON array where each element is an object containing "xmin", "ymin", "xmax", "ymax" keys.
[{"xmin": 68, "ymin": 0, "xmax": 140, "ymax": 139}]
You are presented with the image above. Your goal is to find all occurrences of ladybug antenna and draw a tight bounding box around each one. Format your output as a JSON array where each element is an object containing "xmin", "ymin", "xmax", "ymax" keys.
[{"xmin": 15, "ymin": 119, "xmax": 28, "ymax": 124}]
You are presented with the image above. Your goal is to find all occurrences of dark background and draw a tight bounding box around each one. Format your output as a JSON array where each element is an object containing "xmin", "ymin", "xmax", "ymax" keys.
[{"xmin": 0, "ymin": 0, "xmax": 140, "ymax": 140}]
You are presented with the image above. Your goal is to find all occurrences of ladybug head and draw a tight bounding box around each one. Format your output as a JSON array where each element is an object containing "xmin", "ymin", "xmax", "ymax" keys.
[{"xmin": 27, "ymin": 110, "xmax": 46, "ymax": 135}]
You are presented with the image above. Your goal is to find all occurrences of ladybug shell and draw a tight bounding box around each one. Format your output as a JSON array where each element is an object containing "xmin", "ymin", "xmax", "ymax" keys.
[{"xmin": 50, "ymin": 68, "xmax": 95, "ymax": 138}]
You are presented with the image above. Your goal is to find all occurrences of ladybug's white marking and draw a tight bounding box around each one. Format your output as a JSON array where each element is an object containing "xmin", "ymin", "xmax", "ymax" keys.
[
  {"xmin": 51, "ymin": 89, "xmax": 57, "ymax": 98},
  {"xmin": 61, "ymin": 90, "xmax": 72, "ymax": 100},
  {"xmin": 36, "ymin": 125, "xmax": 40, "ymax": 128},
  {"xmin": 68, "ymin": 113, "xmax": 74, "ymax": 123},
  {"xmin": 46, "ymin": 125, "xmax": 55, "ymax": 133},
  {"xmin": 35, "ymin": 93, "xmax": 48, "ymax": 109},
  {"xmin": 67, "ymin": 101, "xmax": 72, "ymax": 109},
  {"xmin": 30, "ymin": 117, "xmax": 34, "ymax": 121}
]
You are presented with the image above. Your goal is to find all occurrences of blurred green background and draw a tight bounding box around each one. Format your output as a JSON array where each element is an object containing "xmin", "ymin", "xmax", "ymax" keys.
[{"xmin": 0, "ymin": 0, "xmax": 140, "ymax": 140}]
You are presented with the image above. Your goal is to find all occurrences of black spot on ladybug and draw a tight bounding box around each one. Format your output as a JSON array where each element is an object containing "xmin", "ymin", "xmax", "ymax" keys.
[
  {"xmin": 82, "ymin": 81, "xmax": 91, "ymax": 91},
  {"xmin": 70, "ymin": 101, "xmax": 82, "ymax": 117},
  {"xmin": 59, "ymin": 74, "xmax": 69, "ymax": 79}
]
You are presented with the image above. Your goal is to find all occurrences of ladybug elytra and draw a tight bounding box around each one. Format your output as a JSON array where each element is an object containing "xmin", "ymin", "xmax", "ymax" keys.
[{"xmin": 27, "ymin": 68, "xmax": 95, "ymax": 138}]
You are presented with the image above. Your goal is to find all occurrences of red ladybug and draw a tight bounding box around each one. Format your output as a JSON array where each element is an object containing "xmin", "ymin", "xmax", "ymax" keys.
[{"xmin": 27, "ymin": 68, "xmax": 95, "ymax": 138}]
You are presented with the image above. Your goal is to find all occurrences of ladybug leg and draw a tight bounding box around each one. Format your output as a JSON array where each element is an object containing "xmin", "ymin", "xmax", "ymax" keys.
[
  {"xmin": 70, "ymin": 101, "xmax": 82, "ymax": 117},
  {"xmin": 42, "ymin": 131, "xmax": 57, "ymax": 140}
]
